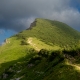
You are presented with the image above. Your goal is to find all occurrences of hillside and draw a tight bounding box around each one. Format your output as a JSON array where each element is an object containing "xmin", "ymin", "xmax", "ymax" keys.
[
  {"xmin": 16, "ymin": 18, "xmax": 80, "ymax": 49},
  {"xmin": 0, "ymin": 18, "xmax": 80, "ymax": 80}
]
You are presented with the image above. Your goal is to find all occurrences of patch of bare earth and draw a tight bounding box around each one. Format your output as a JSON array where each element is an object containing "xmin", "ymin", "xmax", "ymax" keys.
[{"xmin": 27, "ymin": 38, "xmax": 40, "ymax": 51}]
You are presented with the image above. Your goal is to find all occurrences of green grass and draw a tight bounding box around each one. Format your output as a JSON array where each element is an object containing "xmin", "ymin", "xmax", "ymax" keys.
[
  {"xmin": 15, "ymin": 18, "xmax": 80, "ymax": 49},
  {"xmin": 0, "ymin": 18, "xmax": 80, "ymax": 80},
  {"xmin": 0, "ymin": 37, "xmax": 33, "ymax": 75},
  {"xmin": 27, "ymin": 37, "xmax": 61, "ymax": 51},
  {"xmin": 0, "ymin": 49, "xmax": 80, "ymax": 80}
]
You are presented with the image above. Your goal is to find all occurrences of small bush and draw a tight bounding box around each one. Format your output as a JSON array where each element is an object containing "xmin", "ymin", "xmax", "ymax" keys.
[
  {"xmin": 28, "ymin": 55, "xmax": 42, "ymax": 63},
  {"xmin": 48, "ymin": 50, "xmax": 64, "ymax": 62},
  {"xmin": 38, "ymin": 49, "xmax": 49, "ymax": 58},
  {"xmin": 62, "ymin": 49, "xmax": 78, "ymax": 57},
  {"xmin": 21, "ymin": 40, "xmax": 28, "ymax": 45}
]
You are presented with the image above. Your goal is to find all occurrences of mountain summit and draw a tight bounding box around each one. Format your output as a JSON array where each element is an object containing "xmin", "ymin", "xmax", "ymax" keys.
[
  {"xmin": 17, "ymin": 18, "xmax": 80, "ymax": 49},
  {"xmin": 0, "ymin": 18, "xmax": 80, "ymax": 80}
]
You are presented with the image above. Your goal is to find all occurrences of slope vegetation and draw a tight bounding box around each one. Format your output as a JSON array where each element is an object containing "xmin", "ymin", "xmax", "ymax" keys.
[
  {"xmin": 0, "ymin": 18, "xmax": 80, "ymax": 80},
  {"xmin": 16, "ymin": 18, "xmax": 80, "ymax": 49}
]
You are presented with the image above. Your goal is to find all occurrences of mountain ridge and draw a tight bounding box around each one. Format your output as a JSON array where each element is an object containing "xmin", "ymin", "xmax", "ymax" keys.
[
  {"xmin": 16, "ymin": 18, "xmax": 80, "ymax": 49},
  {"xmin": 0, "ymin": 18, "xmax": 80, "ymax": 80}
]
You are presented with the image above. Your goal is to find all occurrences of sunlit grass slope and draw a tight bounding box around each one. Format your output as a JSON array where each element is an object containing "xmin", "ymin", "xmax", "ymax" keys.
[
  {"xmin": 16, "ymin": 18, "xmax": 80, "ymax": 49},
  {"xmin": 27, "ymin": 37, "xmax": 61, "ymax": 51},
  {"xmin": 0, "ymin": 37, "xmax": 33, "ymax": 75},
  {"xmin": 0, "ymin": 49, "xmax": 80, "ymax": 80},
  {"xmin": 0, "ymin": 18, "xmax": 80, "ymax": 80}
]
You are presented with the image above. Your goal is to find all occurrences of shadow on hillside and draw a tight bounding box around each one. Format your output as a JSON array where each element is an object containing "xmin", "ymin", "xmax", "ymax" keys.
[
  {"xmin": 0, "ymin": 49, "xmax": 36, "ymax": 79},
  {"xmin": 0, "ymin": 49, "xmax": 80, "ymax": 80}
]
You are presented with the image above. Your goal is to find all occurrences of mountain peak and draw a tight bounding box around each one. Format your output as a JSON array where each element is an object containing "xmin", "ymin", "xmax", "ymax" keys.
[
  {"xmin": 0, "ymin": 18, "xmax": 80, "ymax": 80},
  {"xmin": 16, "ymin": 18, "xmax": 80, "ymax": 48}
]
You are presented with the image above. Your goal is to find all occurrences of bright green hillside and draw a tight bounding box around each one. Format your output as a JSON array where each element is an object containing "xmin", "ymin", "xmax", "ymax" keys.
[
  {"xmin": 0, "ymin": 18, "xmax": 80, "ymax": 80},
  {"xmin": 16, "ymin": 18, "xmax": 80, "ymax": 49}
]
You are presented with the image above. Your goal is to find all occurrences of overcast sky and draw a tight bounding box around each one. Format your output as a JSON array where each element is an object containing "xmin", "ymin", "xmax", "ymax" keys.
[{"xmin": 0, "ymin": 0, "xmax": 80, "ymax": 44}]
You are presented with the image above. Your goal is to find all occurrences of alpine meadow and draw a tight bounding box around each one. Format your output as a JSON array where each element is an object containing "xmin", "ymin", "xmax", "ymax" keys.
[{"xmin": 0, "ymin": 18, "xmax": 80, "ymax": 80}]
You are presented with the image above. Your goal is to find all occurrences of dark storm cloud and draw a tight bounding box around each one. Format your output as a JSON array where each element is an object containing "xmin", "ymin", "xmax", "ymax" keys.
[
  {"xmin": 0, "ymin": 0, "xmax": 80, "ymax": 32},
  {"xmin": 0, "ymin": 0, "xmax": 39, "ymax": 31}
]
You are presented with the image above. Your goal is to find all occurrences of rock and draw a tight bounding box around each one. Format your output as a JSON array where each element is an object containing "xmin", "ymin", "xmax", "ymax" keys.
[
  {"xmin": 2, "ymin": 73, "xmax": 8, "ymax": 79},
  {"xmin": 4, "ymin": 39, "xmax": 10, "ymax": 44},
  {"xmin": 27, "ymin": 63, "xmax": 34, "ymax": 68},
  {"xmin": 17, "ymin": 70, "xmax": 21, "ymax": 73}
]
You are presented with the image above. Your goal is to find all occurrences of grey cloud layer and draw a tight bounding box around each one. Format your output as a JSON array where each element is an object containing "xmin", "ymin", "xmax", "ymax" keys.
[{"xmin": 0, "ymin": 0, "xmax": 80, "ymax": 32}]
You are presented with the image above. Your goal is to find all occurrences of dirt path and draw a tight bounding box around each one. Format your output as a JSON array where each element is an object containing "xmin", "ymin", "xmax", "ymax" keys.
[
  {"xmin": 70, "ymin": 64, "xmax": 80, "ymax": 72},
  {"xmin": 27, "ymin": 38, "xmax": 80, "ymax": 72},
  {"xmin": 27, "ymin": 38, "xmax": 40, "ymax": 51},
  {"xmin": 66, "ymin": 60, "xmax": 80, "ymax": 72}
]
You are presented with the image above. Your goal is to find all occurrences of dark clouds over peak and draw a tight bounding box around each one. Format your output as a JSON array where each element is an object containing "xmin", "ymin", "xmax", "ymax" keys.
[{"xmin": 0, "ymin": 0, "xmax": 80, "ymax": 32}]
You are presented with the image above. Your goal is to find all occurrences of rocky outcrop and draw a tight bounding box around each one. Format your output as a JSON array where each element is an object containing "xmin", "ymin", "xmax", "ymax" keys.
[
  {"xmin": 27, "ymin": 19, "xmax": 37, "ymax": 30},
  {"xmin": 4, "ymin": 39, "xmax": 10, "ymax": 44}
]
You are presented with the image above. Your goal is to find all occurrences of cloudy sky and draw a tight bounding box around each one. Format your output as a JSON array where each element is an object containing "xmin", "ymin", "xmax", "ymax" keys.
[{"xmin": 0, "ymin": 0, "xmax": 80, "ymax": 44}]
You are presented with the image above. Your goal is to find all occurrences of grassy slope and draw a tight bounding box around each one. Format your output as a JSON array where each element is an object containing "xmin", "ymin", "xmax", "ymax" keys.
[
  {"xmin": 17, "ymin": 18, "xmax": 80, "ymax": 49},
  {"xmin": 0, "ymin": 18, "xmax": 80, "ymax": 80},
  {"xmin": 0, "ymin": 37, "xmax": 33, "ymax": 75},
  {"xmin": 27, "ymin": 37, "xmax": 61, "ymax": 51},
  {"xmin": 0, "ymin": 50, "xmax": 80, "ymax": 80}
]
